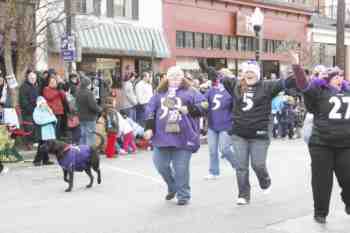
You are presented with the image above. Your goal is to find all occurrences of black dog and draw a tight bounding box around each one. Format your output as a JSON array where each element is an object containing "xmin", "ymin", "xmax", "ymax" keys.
[{"xmin": 47, "ymin": 133, "xmax": 104, "ymax": 192}]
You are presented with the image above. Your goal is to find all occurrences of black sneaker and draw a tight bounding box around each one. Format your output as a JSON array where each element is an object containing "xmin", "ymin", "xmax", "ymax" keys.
[
  {"xmin": 346, "ymin": 206, "xmax": 350, "ymax": 215},
  {"xmin": 33, "ymin": 162, "xmax": 42, "ymax": 167},
  {"xmin": 165, "ymin": 192, "xmax": 176, "ymax": 201},
  {"xmin": 43, "ymin": 161, "xmax": 54, "ymax": 165},
  {"xmin": 314, "ymin": 216, "xmax": 326, "ymax": 224},
  {"xmin": 177, "ymin": 200, "xmax": 189, "ymax": 206}
]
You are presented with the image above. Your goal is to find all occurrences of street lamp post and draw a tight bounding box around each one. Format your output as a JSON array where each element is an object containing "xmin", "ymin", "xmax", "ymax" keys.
[{"xmin": 251, "ymin": 8, "xmax": 264, "ymax": 78}]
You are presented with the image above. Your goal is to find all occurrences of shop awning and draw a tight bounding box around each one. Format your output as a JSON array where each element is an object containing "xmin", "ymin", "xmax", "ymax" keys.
[{"xmin": 49, "ymin": 16, "xmax": 170, "ymax": 58}]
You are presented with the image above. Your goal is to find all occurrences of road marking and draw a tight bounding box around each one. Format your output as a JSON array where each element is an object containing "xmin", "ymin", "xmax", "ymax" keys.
[{"xmin": 104, "ymin": 165, "xmax": 163, "ymax": 185}]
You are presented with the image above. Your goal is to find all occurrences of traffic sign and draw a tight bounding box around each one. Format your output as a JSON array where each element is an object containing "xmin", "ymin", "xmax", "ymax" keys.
[{"xmin": 61, "ymin": 35, "xmax": 76, "ymax": 62}]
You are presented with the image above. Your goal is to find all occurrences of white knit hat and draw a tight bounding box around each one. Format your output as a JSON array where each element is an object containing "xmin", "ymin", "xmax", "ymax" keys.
[
  {"xmin": 36, "ymin": 96, "xmax": 47, "ymax": 106},
  {"xmin": 241, "ymin": 61, "xmax": 261, "ymax": 80}
]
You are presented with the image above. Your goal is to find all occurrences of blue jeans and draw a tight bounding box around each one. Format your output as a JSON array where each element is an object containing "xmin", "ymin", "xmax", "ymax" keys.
[
  {"xmin": 208, "ymin": 129, "xmax": 238, "ymax": 175},
  {"xmin": 136, "ymin": 104, "xmax": 147, "ymax": 127},
  {"xmin": 79, "ymin": 121, "xmax": 96, "ymax": 146},
  {"xmin": 231, "ymin": 134, "xmax": 271, "ymax": 201},
  {"xmin": 123, "ymin": 107, "xmax": 137, "ymax": 122},
  {"xmin": 153, "ymin": 147, "xmax": 192, "ymax": 201}
]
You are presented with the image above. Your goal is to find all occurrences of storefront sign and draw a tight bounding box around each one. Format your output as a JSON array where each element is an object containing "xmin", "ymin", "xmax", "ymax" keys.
[{"xmin": 235, "ymin": 12, "xmax": 255, "ymax": 37}]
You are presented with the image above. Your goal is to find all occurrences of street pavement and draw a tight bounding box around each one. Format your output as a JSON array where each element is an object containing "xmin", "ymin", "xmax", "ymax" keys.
[{"xmin": 1, "ymin": 139, "xmax": 349, "ymax": 233}]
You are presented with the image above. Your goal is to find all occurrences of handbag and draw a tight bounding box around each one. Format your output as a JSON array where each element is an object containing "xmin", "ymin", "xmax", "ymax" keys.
[{"xmin": 67, "ymin": 115, "xmax": 80, "ymax": 128}]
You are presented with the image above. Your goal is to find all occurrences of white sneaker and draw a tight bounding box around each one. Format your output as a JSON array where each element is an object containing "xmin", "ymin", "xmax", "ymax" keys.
[
  {"xmin": 237, "ymin": 197, "xmax": 249, "ymax": 205},
  {"xmin": 1, "ymin": 167, "xmax": 9, "ymax": 175},
  {"xmin": 119, "ymin": 149, "xmax": 127, "ymax": 155},
  {"xmin": 262, "ymin": 186, "xmax": 272, "ymax": 195},
  {"xmin": 204, "ymin": 174, "xmax": 219, "ymax": 180}
]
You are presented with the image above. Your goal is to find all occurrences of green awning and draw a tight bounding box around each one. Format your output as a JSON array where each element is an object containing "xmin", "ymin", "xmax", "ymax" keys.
[{"xmin": 49, "ymin": 16, "xmax": 170, "ymax": 58}]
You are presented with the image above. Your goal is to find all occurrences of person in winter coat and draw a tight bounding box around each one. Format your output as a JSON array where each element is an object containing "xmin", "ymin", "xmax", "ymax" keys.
[
  {"xmin": 76, "ymin": 76, "xmax": 102, "ymax": 146},
  {"xmin": 120, "ymin": 72, "xmax": 138, "ymax": 122},
  {"xmin": 32, "ymin": 96, "xmax": 56, "ymax": 166},
  {"xmin": 118, "ymin": 112, "xmax": 137, "ymax": 155},
  {"xmin": 43, "ymin": 77, "xmax": 66, "ymax": 139},
  {"xmin": 67, "ymin": 73, "xmax": 80, "ymax": 97},
  {"xmin": 19, "ymin": 70, "xmax": 40, "ymax": 149},
  {"xmin": 135, "ymin": 72, "xmax": 153, "ymax": 127},
  {"xmin": 144, "ymin": 66, "xmax": 208, "ymax": 206},
  {"xmin": 291, "ymin": 50, "xmax": 350, "ymax": 224},
  {"xmin": 271, "ymin": 93, "xmax": 285, "ymax": 138},
  {"xmin": 103, "ymin": 97, "xmax": 119, "ymax": 158},
  {"xmin": 0, "ymin": 76, "xmax": 11, "ymax": 108},
  {"xmin": 204, "ymin": 69, "xmax": 237, "ymax": 180},
  {"xmin": 279, "ymin": 97, "xmax": 296, "ymax": 139},
  {"xmin": 200, "ymin": 59, "xmax": 295, "ymax": 205}
]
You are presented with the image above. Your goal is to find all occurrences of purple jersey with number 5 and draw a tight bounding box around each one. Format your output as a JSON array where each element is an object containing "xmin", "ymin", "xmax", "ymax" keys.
[
  {"xmin": 205, "ymin": 85, "xmax": 233, "ymax": 132},
  {"xmin": 145, "ymin": 88, "xmax": 206, "ymax": 152}
]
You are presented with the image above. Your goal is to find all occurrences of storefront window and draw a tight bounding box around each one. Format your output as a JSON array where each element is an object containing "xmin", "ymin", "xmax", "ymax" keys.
[
  {"xmin": 176, "ymin": 31, "xmax": 185, "ymax": 48},
  {"xmin": 237, "ymin": 37, "xmax": 246, "ymax": 51},
  {"xmin": 194, "ymin": 33, "xmax": 203, "ymax": 49},
  {"xmin": 138, "ymin": 59, "xmax": 152, "ymax": 73},
  {"xmin": 222, "ymin": 36, "xmax": 230, "ymax": 50},
  {"xmin": 212, "ymin": 35, "xmax": 222, "ymax": 50},
  {"xmin": 204, "ymin": 33, "xmax": 212, "ymax": 50},
  {"xmin": 185, "ymin": 32, "xmax": 194, "ymax": 48},
  {"xmin": 246, "ymin": 37, "xmax": 254, "ymax": 51},
  {"xmin": 104, "ymin": 0, "xmax": 138, "ymax": 19},
  {"xmin": 230, "ymin": 37, "xmax": 237, "ymax": 51}
]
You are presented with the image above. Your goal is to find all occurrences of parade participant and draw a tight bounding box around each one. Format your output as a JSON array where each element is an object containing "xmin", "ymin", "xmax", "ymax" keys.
[
  {"xmin": 200, "ymin": 59, "xmax": 295, "ymax": 205},
  {"xmin": 291, "ymin": 51, "xmax": 350, "ymax": 224},
  {"xmin": 204, "ymin": 69, "xmax": 237, "ymax": 180},
  {"xmin": 144, "ymin": 66, "xmax": 208, "ymax": 206}
]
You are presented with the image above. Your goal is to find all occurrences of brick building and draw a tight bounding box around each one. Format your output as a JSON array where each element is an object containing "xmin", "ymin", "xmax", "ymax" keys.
[{"xmin": 161, "ymin": 0, "xmax": 314, "ymax": 78}]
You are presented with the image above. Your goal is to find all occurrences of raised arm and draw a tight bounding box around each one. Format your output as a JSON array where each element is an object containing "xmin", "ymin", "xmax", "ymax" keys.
[
  {"xmin": 198, "ymin": 59, "xmax": 237, "ymax": 96},
  {"xmin": 289, "ymin": 50, "xmax": 308, "ymax": 90}
]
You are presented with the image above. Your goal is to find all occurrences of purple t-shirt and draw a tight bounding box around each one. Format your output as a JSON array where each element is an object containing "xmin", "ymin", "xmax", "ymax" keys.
[
  {"xmin": 58, "ymin": 145, "xmax": 91, "ymax": 171},
  {"xmin": 145, "ymin": 88, "xmax": 205, "ymax": 153},
  {"xmin": 205, "ymin": 85, "xmax": 233, "ymax": 132}
]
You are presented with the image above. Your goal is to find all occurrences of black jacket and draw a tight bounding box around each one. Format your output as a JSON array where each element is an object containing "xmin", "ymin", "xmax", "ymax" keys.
[
  {"xmin": 76, "ymin": 77, "xmax": 102, "ymax": 122},
  {"xmin": 19, "ymin": 81, "xmax": 39, "ymax": 118},
  {"xmin": 223, "ymin": 78, "xmax": 286, "ymax": 139}
]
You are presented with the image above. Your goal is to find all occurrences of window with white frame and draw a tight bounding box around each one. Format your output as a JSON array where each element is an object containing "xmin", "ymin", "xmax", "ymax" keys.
[{"xmin": 104, "ymin": 0, "xmax": 138, "ymax": 19}]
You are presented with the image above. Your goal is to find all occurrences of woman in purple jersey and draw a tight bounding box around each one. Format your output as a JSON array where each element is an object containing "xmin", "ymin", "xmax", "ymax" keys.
[
  {"xmin": 200, "ymin": 59, "xmax": 295, "ymax": 206},
  {"xmin": 204, "ymin": 69, "xmax": 238, "ymax": 180},
  {"xmin": 144, "ymin": 66, "xmax": 208, "ymax": 206},
  {"xmin": 291, "ymin": 51, "xmax": 350, "ymax": 224}
]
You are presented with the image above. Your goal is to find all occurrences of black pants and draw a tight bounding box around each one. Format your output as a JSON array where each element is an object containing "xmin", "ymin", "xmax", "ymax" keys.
[
  {"xmin": 281, "ymin": 122, "xmax": 294, "ymax": 139},
  {"xmin": 0, "ymin": 160, "xmax": 3, "ymax": 173},
  {"xmin": 309, "ymin": 145, "xmax": 350, "ymax": 217},
  {"xmin": 33, "ymin": 140, "xmax": 50, "ymax": 164},
  {"xmin": 55, "ymin": 115, "xmax": 64, "ymax": 140}
]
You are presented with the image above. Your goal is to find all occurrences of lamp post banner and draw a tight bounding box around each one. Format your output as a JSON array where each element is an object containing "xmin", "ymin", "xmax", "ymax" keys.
[{"xmin": 61, "ymin": 35, "xmax": 76, "ymax": 62}]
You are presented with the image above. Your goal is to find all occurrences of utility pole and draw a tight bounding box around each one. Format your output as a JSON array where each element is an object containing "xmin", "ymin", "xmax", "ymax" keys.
[
  {"xmin": 64, "ymin": 0, "xmax": 74, "ymax": 75},
  {"xmin": 336, "ymin": 0, "xmax": 346, "ymax": 70}
]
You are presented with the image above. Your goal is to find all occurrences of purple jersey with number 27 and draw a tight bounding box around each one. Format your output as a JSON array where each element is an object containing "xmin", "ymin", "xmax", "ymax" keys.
[
  {"xmin": 205, "ymin": 85, "xmax": 233, "ymax": 132},
  {"xmin": 145, "ymin": 88, "xmax": 206, "ymax": 153}
]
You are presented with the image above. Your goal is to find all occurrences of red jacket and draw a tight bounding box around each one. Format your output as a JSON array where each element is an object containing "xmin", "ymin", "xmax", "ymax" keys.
[{"xmin": 43, "ymin": 87, "xmax": 65, "ymax": 115}]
